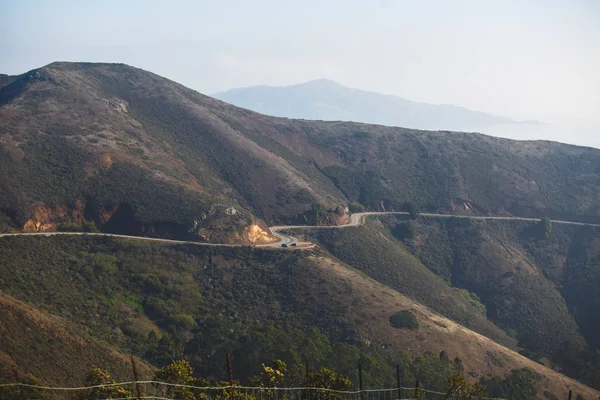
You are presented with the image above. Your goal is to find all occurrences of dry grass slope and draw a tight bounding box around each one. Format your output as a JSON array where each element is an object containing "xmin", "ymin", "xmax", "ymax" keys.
[
  {"xmin": 304, "ymin": 256, "xmax": 599, "ymax": 399},
  {"xmin": 0, "ymin": 292, "xmax": 153, "ymax": 385}
]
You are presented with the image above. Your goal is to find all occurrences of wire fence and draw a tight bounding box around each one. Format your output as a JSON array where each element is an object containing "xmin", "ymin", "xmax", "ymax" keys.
[{"xmin": 0, "ymin": 381, "xmax": 508, "ymax": 400}]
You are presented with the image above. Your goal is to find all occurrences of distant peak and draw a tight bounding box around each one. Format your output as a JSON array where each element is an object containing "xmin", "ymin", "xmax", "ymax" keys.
[{"xmin": 298, "ymin": 78, "xmax": 343, "ymax": 88}]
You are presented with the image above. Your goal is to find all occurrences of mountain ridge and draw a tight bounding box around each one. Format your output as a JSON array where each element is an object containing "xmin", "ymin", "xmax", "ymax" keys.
[
  {"xmin": 1, "ymin": 61, "xmax": 600, "ymax": 397},
  {"xmin": 213, "ymin": 78, "xmax": 538, "ymax": 130},
  {"xmin": 2, "ymin": 62, "xmax": 600, "ymax": 237}
]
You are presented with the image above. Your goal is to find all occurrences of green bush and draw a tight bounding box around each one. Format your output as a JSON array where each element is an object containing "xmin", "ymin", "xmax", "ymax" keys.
[
  {"xmin": 389, "ymin": 310, "xmax": 419, "ymax": 330},
  {"xmin": 83, "ymin": 221, "xmax": 99, "ymax": 232},
  {"xmin": 58, "ymin": 222, "xmax": 83, "ymax": 232},
  {"xmin": 348, "ymin": 202, "xmax": 364, "ymax": 213},
  {"xmin": 404, "ymin": 202, "xmax": 421, "ymax": 219},
  {"xmin": 392, "ymin": 222, "xmax": 414, "ymax": 241},
  {"xmin": 540, "ymin": 217, "xmax": 552, "ymax": 239}
]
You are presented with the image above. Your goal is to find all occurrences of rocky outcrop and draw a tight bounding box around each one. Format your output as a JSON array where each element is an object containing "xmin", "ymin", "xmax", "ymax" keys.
[
  {"xmin": 22, "ymin": 205, "xmax": 65, "ymax": 232},
  {"xmin": 243, "ymin": 223, "xmax": 277, "ymax": 244},
  {"xmin": 22, "ymin": 201, "xmax": 88, "ymax": 232}
]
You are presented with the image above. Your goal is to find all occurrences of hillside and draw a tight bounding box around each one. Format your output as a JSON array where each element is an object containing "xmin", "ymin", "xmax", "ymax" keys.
[
  {"xmin": 213, "ymin": 79, "xmax": 522, "ymax": 132},
  {"xmin": 309, "ymin": 222, "xmax": 513, "ymax": 347},
  {"xmin": 2, "ymin": 62, "xmax": 600, "ymax": 397},
  {"xmin": 2, "ymin": 62, "xmax": 600, "ymax": 241},
  {"xmin": 0, "ymin": 74, "xmax": 17, "ymax": 89},
  {"xmin": 0, "ymin": 292, "xmax": 154, "ymax": 386},
  {"xmin": 0, "ymin": 235, "xmax": 597, "ymax": 399},
  {"xmin": 276, "ymin": 216, "xmax": 600, "ymax": 390},
  {"xmin": 0, "ymin": 62, "xmax": 346, "ymax": 239},
  {"xmin": 371, "ymin": 216, "xmax": 600, "ymax": 388}
]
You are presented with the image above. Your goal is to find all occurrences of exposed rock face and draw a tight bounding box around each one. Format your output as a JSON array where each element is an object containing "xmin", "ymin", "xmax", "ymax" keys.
[
  {"xmin": 329, "ymin": 213, "xmax": 350, "ymax": 226},
  {"xmin": 243, "ymin": 223, "xmax": 277, "ymax": 244},
  {"xmin": 22, "ymin": 201, "xmax": 87, "ymax": 232},
  {"xmin": 17, "ymin": 200, "xmax": 255, "ymax": 243},
  {"xmin": 22, "ymin": 205, "xmax": 65, "ymax": 232},
  {"xmin": 224, "ymin": 206, "xmax": 238, "ymax": 216}
]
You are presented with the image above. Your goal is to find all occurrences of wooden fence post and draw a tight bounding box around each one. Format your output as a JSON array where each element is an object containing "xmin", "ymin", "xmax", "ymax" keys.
[
  {"xmin": 358, "ymin": 364, "xmax": 364, "ymax": 400},
  {"xmin": 396, "ymin": 364, "xmax": 401, "ymax": 400},
  {"xmin": 130, "ymin": 356, "xmax": 142, "ymax": 400},
  {"xmin": 305, "ymin": 359, "xmax": 311, "ymax": 400},
  {"xmin": 227, "ymin": 353, "xmax": 235, "ymax": 399}
]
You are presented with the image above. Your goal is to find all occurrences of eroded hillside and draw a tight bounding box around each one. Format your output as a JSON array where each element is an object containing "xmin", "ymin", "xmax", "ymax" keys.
[{"xmin": 2, "ymin": 62, "xmax": 600, "ymax": 240}]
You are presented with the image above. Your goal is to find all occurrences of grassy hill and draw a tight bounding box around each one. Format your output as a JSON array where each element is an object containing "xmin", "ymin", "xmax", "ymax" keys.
[
  {"xmin": 280, "ymin": 217, "xmax": 600, "ymax": 390},
  {"xmin": 312, "ymin": 222, "xmax": 514, "ymax": 348},
  {"xmin": 0, "ymin": 62, "xmax": 346, "ymax": 238},
  {"xmin": 0, "ymin": 235, "xmax": 597, "ymax": 399},
  {"xmin": 2, "ymin": 62, "xmax": 600, "ymax": 397},
  {"xmin": 0, "ymin": 292, "xmax": 154, "ymax": 386},
  {"xmin": 2, "ymin": 62, "xmax": 600, "ymax": 240},
  {"xmin": 368, "ymin": 215, "xmax": 600, "ymax": 389}
]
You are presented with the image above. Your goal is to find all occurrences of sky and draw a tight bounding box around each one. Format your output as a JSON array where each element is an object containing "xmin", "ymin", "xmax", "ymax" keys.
[{"xmin": 1, "ymin": 0, "xmax": 599, "ymax": 146}]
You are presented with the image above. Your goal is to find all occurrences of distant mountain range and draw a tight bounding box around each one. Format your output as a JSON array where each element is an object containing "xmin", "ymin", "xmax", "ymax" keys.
[{"xmin": 213, "ymin": 79, "xmax": 536, "ymax": 132}]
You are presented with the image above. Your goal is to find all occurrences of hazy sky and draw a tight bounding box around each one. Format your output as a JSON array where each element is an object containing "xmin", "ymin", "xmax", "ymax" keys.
[{"xmin": 2, "ymin": 0, "xmax": 599, "ymax": 144}]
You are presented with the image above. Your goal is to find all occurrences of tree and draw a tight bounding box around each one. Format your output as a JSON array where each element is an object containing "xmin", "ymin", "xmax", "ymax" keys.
[
  {"xmin": 540, "ymin": 217, "xmax": 552, "ymax": 239},
  {"xmin": 404, "ymin": 202, "xmax": 421, "ymax": 219},
  {"xmin": 312, "ymin": 203, "xmax": 325, "ymax": 225},
  {"xmin": 154, "ymin": 360, "xmax": 209, "ymax": 400},
  {"xmin": 77, "ymin": 368, "xmax": 133, "ymax": 400},
  {"xmin": 248, "ymin": 360, "xmax": 286, "ymax": 400},
  {"xmin": 392, "ymin": 222, "xmax": 414, "ymax": 241},
  {"xmin": 445, "ymin": 373, "xmax": 485, "ymax": 399},
  {"xmin": 310, "ymin": 367, "xmax": 352, "ymax": 400},
  {"xmin": 248, "ymin": 360, "xmax": 286, "ymax": 388},
  {"xmin": 453, "ymin": 357, "xmax": 464, "ymax": 373},
  {"xmin": 83, "ymin": 220, "xmax": 99, "ymax": 232},
  {"xmin": 481, "ymin": 368, "xmax": 537, "ymax": 400},
  {"xmin": 502, "ymin": 368, "xmax": 537, "ymax": 400},
  {"xmin": 439, "ymin": 351, "xmax": 449, "ymax": 362}
]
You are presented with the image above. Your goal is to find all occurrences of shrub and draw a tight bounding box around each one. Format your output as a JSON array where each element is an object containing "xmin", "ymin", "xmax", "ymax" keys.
[
  {"xmin": 77, "ymin": 368, "xmax": 132, "ymax": 400},
  {"xmin": 392, "ymin": 222, "xmax": 415, "ymax": 241},
  {"xmin": 348, "ymin": 202, "xmax": 364, "ymax": 213},
  {"xmin": 540, "ymin": 217, "xmax": 552, "ymax": 239},
  {"xmin": 404, "ymin": 202, "xmax": 421, "ymax": 219},
  {"xmin": 83, "ymin": 221, "xmax": 99, "ymax": 232},
  {"xmin": 389, "ymin": 310, "xmax": 419, "ymax": 330},
  {"xmin": 58, "ymin": 222, "xmax": 83, "ymax": 232}
]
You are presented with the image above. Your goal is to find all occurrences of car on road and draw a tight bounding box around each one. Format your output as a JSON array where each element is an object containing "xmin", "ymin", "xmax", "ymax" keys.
[
  {"xmin": 281, "ymin": 243, "xmax": 288, "ymax": 248},
  {"xmin": 290, "ymin": 243, "xmax": 297, "ymax": 246}
]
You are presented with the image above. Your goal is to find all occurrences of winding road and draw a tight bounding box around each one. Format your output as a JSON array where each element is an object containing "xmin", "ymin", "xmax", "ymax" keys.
[
  {"xmin": 1, "ymin": 212, "xmax": 599, "ymax": 249},
  {"xmin": 268, "ymin": 212, "xmax": 600, "ymax": 247}
]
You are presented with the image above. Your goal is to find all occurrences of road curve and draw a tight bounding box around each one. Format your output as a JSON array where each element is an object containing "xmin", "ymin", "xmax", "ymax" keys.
[
  {"xmin": 265, "ymin": 212, "xmax": 600, "ymax": 247},
  {"xmin": 1, "ymin": 212, "xmax": 599, "ymax": 250}
]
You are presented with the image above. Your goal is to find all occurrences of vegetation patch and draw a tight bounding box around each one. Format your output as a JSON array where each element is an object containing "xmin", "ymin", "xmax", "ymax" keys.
[{"xmin": 389, "ymin": 310, "xmax": 419, "ymax": 330}]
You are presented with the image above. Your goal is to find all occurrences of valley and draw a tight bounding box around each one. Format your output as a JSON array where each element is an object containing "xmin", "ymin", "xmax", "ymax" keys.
[{"xmin": 1, "ymin": 62, "xmax": 600, "ymax": 399}]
